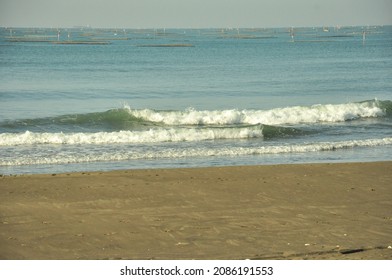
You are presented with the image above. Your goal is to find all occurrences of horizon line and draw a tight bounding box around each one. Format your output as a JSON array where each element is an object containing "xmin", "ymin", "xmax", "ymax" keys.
[{"xmin": 2, "ymin": 24, "xmax": 391, "ymax": 30}]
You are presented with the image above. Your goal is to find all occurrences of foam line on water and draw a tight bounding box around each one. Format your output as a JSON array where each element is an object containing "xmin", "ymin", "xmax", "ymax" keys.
[
  {"xmin": 1, "ymin": 137, "xmax": 391, "ymax": 166},
  {"xmin": 0, "ymin": 125, "xmax": 264, "ymax": 146}
]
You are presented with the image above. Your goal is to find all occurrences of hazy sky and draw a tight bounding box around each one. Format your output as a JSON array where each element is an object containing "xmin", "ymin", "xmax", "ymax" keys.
[{"xmin": 1, "ymin": 0, "xmax": 391, "ymax": 28}]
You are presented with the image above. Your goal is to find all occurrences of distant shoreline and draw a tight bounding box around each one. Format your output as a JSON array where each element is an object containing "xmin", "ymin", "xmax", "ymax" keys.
[{"xmin": 1, "ymin": 25, "xmax": 391, "ymax": 30}]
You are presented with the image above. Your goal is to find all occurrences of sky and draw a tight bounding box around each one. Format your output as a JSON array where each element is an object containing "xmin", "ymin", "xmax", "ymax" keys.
[{"xmin": 1, "ymin": 0, "xmax": 391, "ymax": 28}]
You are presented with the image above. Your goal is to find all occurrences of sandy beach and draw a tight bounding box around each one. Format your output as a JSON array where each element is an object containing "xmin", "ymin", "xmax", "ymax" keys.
[{"xmin": 1, "ymin": 162, "xmax": 391, "ymax": 260}]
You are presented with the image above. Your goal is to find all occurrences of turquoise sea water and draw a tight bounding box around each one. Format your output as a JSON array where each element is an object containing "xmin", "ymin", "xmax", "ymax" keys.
[{"xmin": 0, "ymin": 26, "xmax": 391, "ymax": 174}]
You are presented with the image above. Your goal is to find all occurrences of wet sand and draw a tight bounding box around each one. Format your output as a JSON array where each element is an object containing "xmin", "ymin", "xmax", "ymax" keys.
[{"xmin": 1, "ymin": 162, "xmax": 391, "ymax": 260}]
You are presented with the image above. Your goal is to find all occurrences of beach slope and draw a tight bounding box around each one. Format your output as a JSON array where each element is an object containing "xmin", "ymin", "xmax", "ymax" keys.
[{"xmin": 1, "ymin": 162, "xmax": 391, "ymax": 259}]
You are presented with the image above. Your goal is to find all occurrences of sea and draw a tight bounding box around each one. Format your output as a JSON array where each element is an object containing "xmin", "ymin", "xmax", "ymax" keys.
[{"xmin": 0, "ymin": 26, "xmax": 391, "ymax": 175}]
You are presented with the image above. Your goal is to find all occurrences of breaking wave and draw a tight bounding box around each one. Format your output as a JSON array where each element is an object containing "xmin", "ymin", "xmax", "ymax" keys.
[
  {"xmin": 0, "ymin": 100, "xmax": 389, "ymax": 134},
  {"xmin": 125, "ymin": 99, "xmax": 389, "ymax": 126},
  {"xmin": 0, "ymin": 124, "xmax": 264, "ymax": 146}
]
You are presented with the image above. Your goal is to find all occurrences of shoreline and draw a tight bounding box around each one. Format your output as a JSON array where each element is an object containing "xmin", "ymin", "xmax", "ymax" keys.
[{"xmin": 1, "ymin": 161, "xmax": 391, "ymax": 260}]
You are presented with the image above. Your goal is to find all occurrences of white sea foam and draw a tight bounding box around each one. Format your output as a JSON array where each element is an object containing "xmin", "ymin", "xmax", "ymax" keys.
[
  {"xmin": 1, "ymin": 137, "xmax": 391, "ymax": 166},
  {"xmin": 126, "ymin": 101, "xmax": 385, "ymax": 125},
  {"xmin": 0, "ymin": 125, "xmax": 263, "ymax": 146}
]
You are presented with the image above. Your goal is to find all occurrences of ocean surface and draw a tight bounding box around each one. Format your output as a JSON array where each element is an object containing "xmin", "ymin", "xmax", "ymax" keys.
[{"xmin": 0, "ymin": 26, "xmax": 391, "ymax": 174}]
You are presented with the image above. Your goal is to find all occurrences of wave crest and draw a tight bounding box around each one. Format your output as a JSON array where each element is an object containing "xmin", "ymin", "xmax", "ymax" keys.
[
  {"xmin": 0, "ymin": 125, "xmax": 264, "ymax": 146},
  {"xmin": 0, "ymin": 100, "xmax": 388, "ymax": 133},
  {"xmin": 126, "ymin": 100, "xmax": 387, "ymax": 126}
]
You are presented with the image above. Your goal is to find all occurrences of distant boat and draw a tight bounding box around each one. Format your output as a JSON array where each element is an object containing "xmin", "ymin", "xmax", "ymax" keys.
[{"xmin": 323, "ymin": 27, "xmax": 329, "ymax": 32}]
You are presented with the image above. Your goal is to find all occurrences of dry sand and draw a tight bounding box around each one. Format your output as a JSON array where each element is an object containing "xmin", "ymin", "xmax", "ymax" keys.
[{"xmin": 1, "ymin": 162, "xmax": 391, "ymax": 260}]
